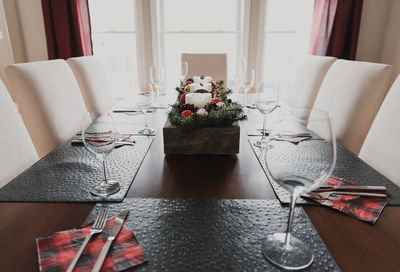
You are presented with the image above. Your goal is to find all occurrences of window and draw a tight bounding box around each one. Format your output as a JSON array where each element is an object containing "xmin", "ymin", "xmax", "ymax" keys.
[
  {"xmin": 161, "ymin": 0, "xmax": 242, "ymax": 88},
  {"xmin": 89, "ymin": 0, "xmax": 138, "ymax": 101},
  {"xmin": 88, "ymin": 0, "xmax": 314, "ymax": 95},
  {"xmin": 261, "ymin": 0, "xmax": 314, "ymax": 88}
]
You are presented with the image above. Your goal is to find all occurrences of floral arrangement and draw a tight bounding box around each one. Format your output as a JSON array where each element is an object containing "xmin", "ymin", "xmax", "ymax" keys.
[{"xmin": 168, "ymin": 75, "xmax": 246, "ymax": 131}]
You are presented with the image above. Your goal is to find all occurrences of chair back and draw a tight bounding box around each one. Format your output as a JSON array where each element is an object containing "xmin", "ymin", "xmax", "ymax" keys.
[
  {"xmin": 287, "ymin": 55, "xmax": 336, "ymax": 108},
  {"xmin": 313, "ymin": 59, "xmax": 392, "ymax": 155},
  {"xmin": 0, "ymin": 79, "xmax": 39, "ymax": 187},
  {"xmin": 67, "ymin": 56, "xmax": 114, "ymax": 111},
  {"xmin": 6, "ymin": 60, "xmax": 87, "ymax": 157},
  {"xmin": 359, "ymin": 75, "xmax": 400, "ymax": 185},
  {"xmin": 182, "ymin": 53, "xmax": 227, "ymax": 83}
]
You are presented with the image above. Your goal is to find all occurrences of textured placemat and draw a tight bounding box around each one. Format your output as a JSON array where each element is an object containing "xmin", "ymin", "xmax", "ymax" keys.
[
  {"xmin": 85, "ymin": 198, "xmax": 338, "ymax": 272},
  {"xmin": 248, "ymin": 137, "xmax": 400, "ymax": 205},
  {"xmin": 0, "ymin": 136, "xmax": 154, "ymax": 202}
]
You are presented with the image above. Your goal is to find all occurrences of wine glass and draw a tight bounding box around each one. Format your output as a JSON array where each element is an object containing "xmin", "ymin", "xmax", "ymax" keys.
[
  {"xmin": 240, "ymin": 68, "xmax": 255, "ymax": 110},
  {"xmin": 150, "ymin": 66, "xmax": 168, "ymax": 108},
  {"xmin": 136, "ymin": 90, "xmax": 156, "ymax": 136},
  {"xmin": 180, "ymin": 61, "xmax": 188, "ymax": 83},
  {"xmin": 81, "ymin": 111, "xmax": 120, "ymax": 196},
  {"xmin": 253, "ymin": 83, "xmax": 279, "ymax": 148},
  {"xmin": 263, "ymin": 107, "xmax": 336, "ymax": 270}
]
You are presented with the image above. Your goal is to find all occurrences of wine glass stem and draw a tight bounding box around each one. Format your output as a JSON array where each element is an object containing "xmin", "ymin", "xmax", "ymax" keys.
[
  {"xmin": 261, "ymin": 114, "xmax": 268, "ymax": 141},
  {"xmin": 285, "ymin": 193, "xmax": 300, "ymax": 248},
  {"xmin": 244, "ymin": 88, "xmax": 247, "ymax": 108},
  {"xmin": 101, "ymin": 156, "xmax": 108, "ymax": 182},
  {"xmin": 144, "ymin": 111, "xmax": 149, "ymax": 129}
]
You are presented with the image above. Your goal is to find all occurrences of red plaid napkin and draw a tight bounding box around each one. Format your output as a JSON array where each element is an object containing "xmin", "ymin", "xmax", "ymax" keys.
[
  {"xmin": 36, "ymin": 216, "xmax": 147, "ymax": 272},
  {"xmin": 306, "ymin": 176, "xmax": 389, "ymax": 224}
]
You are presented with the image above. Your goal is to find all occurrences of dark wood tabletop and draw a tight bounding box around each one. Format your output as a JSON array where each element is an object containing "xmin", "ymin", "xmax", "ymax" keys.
[{"xmin": 0, "ymin": 112, "xmax": 399, "ymax": 272}]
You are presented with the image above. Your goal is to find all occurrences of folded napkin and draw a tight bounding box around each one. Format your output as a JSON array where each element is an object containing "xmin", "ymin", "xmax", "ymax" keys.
[
  {"xmin": 305, "ymin": 176, "xmax": 389, "ymax": 224},
  {"xmin": 71, "ymin": 133, "xmax": 135, "ymax": 148},
  {"xmin": 36, "ymin": 216, "xmax": 147, "ymax": 272}
]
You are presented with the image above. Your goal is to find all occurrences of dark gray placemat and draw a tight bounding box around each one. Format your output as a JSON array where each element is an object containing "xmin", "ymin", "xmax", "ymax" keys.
[
  {"xmin": 0, "ymin": 136, "xmax": 154, "ymax": 202},
  {"xmin": 85, "ymin": 198, "xmax": 338, "ymax": 271},
  {"xmin": 248, "ymin": 137, "xmax": 400, "ymax": 205}
]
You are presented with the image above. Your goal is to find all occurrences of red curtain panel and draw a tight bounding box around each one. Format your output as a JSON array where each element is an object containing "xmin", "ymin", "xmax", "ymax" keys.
[
  {"xmin": 42, "ymin": 0, "xmax": 93, "ymax": 59},
  {"xmin": 309, "ymin": 0, "xmax": 363, "ymax": 60}
]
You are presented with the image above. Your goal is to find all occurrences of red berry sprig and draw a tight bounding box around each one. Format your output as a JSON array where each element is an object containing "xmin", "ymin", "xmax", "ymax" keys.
[{"xmin": 181, "ymin": 110, "xmax": 193, "ymax": 117}]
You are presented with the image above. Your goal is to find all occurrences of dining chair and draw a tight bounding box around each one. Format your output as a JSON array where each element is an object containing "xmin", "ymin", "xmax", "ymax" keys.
[
  {"xmin": 67, "ymin": 56, "xmax": 114, "ymax": 112},
  {"xmin": 359, "ymin": 75, "xmax": 400, "ymax": 185},
  {"xmin": 313, "ymin": 59, "xmax": 392, "ymax": 155},
  {"xmin": 5, "ymin": 59, "xmax": 87, "ymax": 158},
  {"xmin": 182, "ymin": 53, "xmax": 227, "ymax": 84},
  {"xmin": 287, "ymin": 55, "xmax": 336, "ymax": 108},
  {"xmin": 0, "ymin": 79, "xmax": 39, "ymax": 188}
]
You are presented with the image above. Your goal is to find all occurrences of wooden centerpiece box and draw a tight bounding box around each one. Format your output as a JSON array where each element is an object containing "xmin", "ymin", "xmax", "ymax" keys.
[
  {"xmin": 163, "ymin": 121, "xmax": 240, "ymax": 155},
  {"xmin": 164, "ymin": 75, "xmax": 245, "ymax": 155}
]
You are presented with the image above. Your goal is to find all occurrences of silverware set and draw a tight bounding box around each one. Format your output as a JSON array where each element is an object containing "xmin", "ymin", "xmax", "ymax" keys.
[
  {"xmin": 304, "ymin": 185, "xmax": 388, "ymax": 200},
  {"xmin": 67, "ymin": 207, "xmax": 129, "ymax": 272}
]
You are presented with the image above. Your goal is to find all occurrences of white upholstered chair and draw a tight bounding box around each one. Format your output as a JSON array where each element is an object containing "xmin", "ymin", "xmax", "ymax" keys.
[
  {"xmin": 6, "ymin": 60, "xmax": 87, "ymax": 158},
  {"xmin": 182, "ymin": 53, "xmax": 227, "ymax": 84},
  {"xmin": 313, "ymin": 59, "xmax": 392, "ymax": 155},
  {"xmin": 67, "ymin": 56, "xmax": 114, "ymax": 112},
  {"xmin": 287, "ymin": 55, "xmax": 336, "ymax": 108},
  {"xmin": 0, "ymin": 79, "xmax": 39, "ymax": 188},
  {"xmin": 359, "ymin": 75, "xmax": 400, "ymax": 185}
]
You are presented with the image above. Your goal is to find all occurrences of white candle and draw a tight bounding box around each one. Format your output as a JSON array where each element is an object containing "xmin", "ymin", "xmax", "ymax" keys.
[
  {"xmin": 185, "ymin": 93, "xmax": 212, "ymax": 108},
  {"xmin": 189, "ymin": 82, "xmax": 212, "ymax": 93}
]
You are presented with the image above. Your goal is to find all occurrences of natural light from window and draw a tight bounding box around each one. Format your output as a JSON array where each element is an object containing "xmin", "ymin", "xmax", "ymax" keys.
[
  {"xmin": 162, "ymin": 0, "xmax": 240, "ymax": 88},
  {"xmin": 89, "ymin": 0, "xmax": 138, "ymax": 101}
]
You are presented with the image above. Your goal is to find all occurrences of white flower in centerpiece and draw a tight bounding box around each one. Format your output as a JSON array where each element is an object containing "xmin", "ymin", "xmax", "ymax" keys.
[
  {"xmin": 185, "ymin": 93, "xmax": 212, "ymax": 108},
  {"xmin": 216, "ymin": 101, "xmax": 225, "ymax": 108},
  {"xmin": 197, "ymin": 108, "xmax": 208, "ymax": 116}
]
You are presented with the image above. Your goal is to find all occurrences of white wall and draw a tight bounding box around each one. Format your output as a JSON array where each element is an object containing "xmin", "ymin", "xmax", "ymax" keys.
[
  {"xmin": 0, "ymin": 0, "xmax": 14, "ymax": 93},
  {"xmin": 357, "ymin": 0, "xmax": 400, "ymax": 82},
  {"xmin": 3, "ymin": 0, "xmax": 47, "ymax": 63},
  {"xmin": 380, "ymin": 0, "xmax": 400, "ymax": 82}
]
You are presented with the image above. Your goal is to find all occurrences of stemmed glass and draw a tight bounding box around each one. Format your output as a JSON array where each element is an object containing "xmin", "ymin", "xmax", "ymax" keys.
[
  {"xmin": 150, "ymin": 66, "xmax": 168, "ymax": 109},
  {"xmin": 240, "ymin": 68, "xmax": 255, "ymax": 110},
  {"xmin": 179, "ymin": 61, "xmax": 188, "ymax": 83},
  {"xmin": 263, "ymin": 107, "xmax": 336, "ymax": 270},
  {"xmin": 136, "ymin": 90, "xmax": 156, "ymax": 136},
  {"xmin": 253, "ymin": 83, "xmax": 279, "ymax": 148},
  {"xmin": 82, "ymin": 111, "xmax": 120, "ymax": 196}
]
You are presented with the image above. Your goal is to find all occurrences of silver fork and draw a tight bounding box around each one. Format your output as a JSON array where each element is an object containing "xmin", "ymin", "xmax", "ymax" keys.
[
  {"xmin": 307, "ymin": 191, "xmax": 387, "ymax": 200},
  {"xmin": 66, "ymin": 206, "xmax": 109, "ymax": 272}
]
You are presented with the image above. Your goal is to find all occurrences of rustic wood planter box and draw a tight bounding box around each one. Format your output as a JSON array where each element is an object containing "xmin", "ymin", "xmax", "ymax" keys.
[{"xmin": 163, "ymin": 121, "xmax": 240, "ymax": 155}]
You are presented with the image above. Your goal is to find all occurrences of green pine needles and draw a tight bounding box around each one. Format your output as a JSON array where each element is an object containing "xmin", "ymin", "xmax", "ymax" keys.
[{"xmin": 168, "ymin": 78, "xmax": 247, "ymax": 132}]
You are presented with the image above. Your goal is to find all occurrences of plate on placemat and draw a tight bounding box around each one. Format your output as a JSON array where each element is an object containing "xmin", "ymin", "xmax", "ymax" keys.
[
  {"xmin": 85, "ymin": 198, "xmax": 339, "ymax": 272},
  {"xmin": 248, "ymin": 137, "xmax": 400, "ymax": 205}
]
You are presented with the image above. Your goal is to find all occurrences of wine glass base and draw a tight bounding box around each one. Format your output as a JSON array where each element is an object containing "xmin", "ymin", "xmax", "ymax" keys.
[
  {"xmin": 139, "ymin": 128, "xmax": 156, "ymax": 136},
  {"xmin": 253, "ymin": 140, "xmax": 269, "ymax": 148},
  {"xmin": 262, "ymin": 233, "xmax": 314, "ymax": 270},
  {"xmin": 90, "ymin": 180, "xmax": 120, "ymax": 196},
  {"xmin": 153, "ymin": 103, "xmax": 169, "ymax": 109}
]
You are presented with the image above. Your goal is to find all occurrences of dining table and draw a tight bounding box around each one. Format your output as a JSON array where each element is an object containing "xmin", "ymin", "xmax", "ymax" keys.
[{"xmin": 0, "ymin": 100, "xmax": 399, "ymax": 272}]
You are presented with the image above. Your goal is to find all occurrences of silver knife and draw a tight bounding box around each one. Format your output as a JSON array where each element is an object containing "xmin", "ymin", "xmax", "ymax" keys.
[
  {"xmin": 314, "ymin": 185, "xmax": 387, "ymax": 192},
  {"xmin": 91, "ymin": 210, "xmax": 129, "ymax": 272}
]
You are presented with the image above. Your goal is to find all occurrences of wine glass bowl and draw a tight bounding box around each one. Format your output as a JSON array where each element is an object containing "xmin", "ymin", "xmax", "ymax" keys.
[
  {"xmin": 180, "ymin": 61, "xmax": 188, "ymax": 83},
  {"xmin": 81, "ymin": 111, "xmax": 120, "ymax": 196},
  {"xmin": 262, "ymin": 107, "xmax": 336, "ymax": 270}
]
